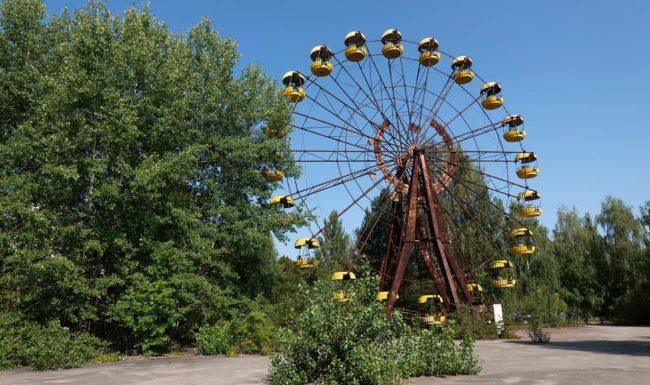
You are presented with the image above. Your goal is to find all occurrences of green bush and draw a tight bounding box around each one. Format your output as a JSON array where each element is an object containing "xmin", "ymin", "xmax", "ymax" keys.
[
  {"xmin": 269, "ymin": 273, "xmax": 481, "ymax": 385},
  {"xmin": 454, "ymin": 304, "xmax": 499, "ymax": 340},
  {"xmin": 0, "ymin": 313, "xmax": 109, "ymax": 370},
  {"xmin": 234, "ymin": 308, "xmax": 276, "ymax": 354},
  {"xmin": 196, "ymin": 322, "xmax": 234, "ymax": 355},
  {"xmin": 196, "ymin": 305, "xmax": 277, "ymax": 356}
]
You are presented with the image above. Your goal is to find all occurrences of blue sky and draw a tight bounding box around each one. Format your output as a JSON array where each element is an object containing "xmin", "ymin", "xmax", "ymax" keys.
[{"xmin": 45, "ymin": 0, "xmax": 650, "ymax": 258}]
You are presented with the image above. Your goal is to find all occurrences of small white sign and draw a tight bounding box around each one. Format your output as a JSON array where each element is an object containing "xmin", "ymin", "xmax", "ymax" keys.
[{"xmin": 493, "ymin": 303, "xmax": 504, "ymax": 335}]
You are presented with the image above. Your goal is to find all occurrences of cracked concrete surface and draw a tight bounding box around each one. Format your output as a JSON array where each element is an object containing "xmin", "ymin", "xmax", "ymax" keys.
[{"xmin": 1, "ymin": 325, "xmax": 648, "ymax": 385}]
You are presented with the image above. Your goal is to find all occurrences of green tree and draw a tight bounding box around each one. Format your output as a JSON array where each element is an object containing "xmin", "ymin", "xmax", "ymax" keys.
[
  {"xmin": 0, "ymin": 0, "xmax": 297, "ymax": 354},
  {"xmin": 552, "ymin": 208, "xmax": 603, "ymax": 318},
  {"xmin": 315, "ymin": 210, "xmax": 352, "ymax": 272},
  {"xmin": 596, "ymin": 196, "xmax": 646, "ymax": 320},
  {"xmin": 355, "ymin": 188, "xmax": 393, "ymax": 269}
]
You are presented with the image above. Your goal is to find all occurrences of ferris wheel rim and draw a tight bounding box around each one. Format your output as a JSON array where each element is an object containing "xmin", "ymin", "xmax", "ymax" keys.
[{"xmin": 277, "ymin": 29, "xmax": 540, "ymax": 282}]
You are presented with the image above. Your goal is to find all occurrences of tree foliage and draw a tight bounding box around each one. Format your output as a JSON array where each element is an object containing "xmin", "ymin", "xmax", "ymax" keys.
[
  {"xmin": 270, "ymin": 271, "xmax": 481, "ymax": 385},
  {"xmin": 0, "ymin": 0, "xmax": 298, "ymax": 355},
  {"xmin": 315, "ymin": 210, "xmax": 353, "ymax": 271}
]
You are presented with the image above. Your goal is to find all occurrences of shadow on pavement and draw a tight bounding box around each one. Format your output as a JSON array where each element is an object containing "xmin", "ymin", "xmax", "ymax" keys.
[{"xmin": 505, "ymin": 339, "xmax": 650, "ymax": 357}]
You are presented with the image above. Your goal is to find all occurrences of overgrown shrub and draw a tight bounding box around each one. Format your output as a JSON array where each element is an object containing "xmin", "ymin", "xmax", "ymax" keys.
[
  {"xmin": 454, "ymin": 304, "xmax": 500, "ymax": 340},
  {"xmin": 196, "ymin": 305, "xmax": 276, "ymax": 356},
  {"xmin": 269, "ymin": 273, "xmax": 481, "ymax": 385},
  {"xmin": 527, "ymin": 316, "xmax": 551, "ymax": 343},
  {"xmin": 0, "ymin": 313, "xmax": 108, "ymax": 370},
  {"xmin": 234, "ymin": 308, "xmax": 276, "ymax": 354},
  {"xmin": 196, "ymin": 322, "xmax": 234, "ymax": 356}
]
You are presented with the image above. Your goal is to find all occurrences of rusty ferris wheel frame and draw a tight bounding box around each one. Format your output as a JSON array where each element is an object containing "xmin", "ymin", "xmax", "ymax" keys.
[{"xmin": 277, "ymin": 30, "xmax": 538, "ymax": 318}]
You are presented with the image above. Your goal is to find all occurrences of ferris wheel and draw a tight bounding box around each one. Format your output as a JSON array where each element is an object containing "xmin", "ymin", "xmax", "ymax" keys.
[{"xmin": 264, "ymin": 29, "xmax": 541, "ymax": 317}]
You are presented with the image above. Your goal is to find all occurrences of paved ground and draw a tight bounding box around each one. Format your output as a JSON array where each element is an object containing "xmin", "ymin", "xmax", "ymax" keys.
[
  {"xmin": 1, "ymin": 325, "xmax": 648, "ymax": 385},
  {"xmin": 409, "ymin": 325, "xmax": 650, "ymax": 385}
]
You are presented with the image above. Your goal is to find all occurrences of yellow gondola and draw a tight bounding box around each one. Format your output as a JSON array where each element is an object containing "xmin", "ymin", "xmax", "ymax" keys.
[
  {"xmin": 518, "ymin": 189, "xmax": 541, "ymax": 201},
  {"xmin": 489, "ymin": 259, "xmax": 516, "ymax": 288},
  {"xmin": 261, "ymin": 168, "xmax": 284, "ymax": 182},
  {"xmin": 516, "ymin": 167, "xmax": 539, "ymax": 179},
  {"xmin": 417, "ymin": 294, "xmax": 443, "ymax": 304},
  {"xmin": 376, "ymin": 291, "xmax": 399, "ymax": 301},
  {"xmin": 282, "ymin": 71, "xmax": 306, "ymax": 103},
  {"xmin": 417, "ymin": 37, "xmax": 440, "ymax": 67},
  {"xmin": 491, "ymin": 278, "xmax": 516, "ymax": 288},
  {"xmin": 519, "ymin": 206, "xmax": 543, "ymax": 217},
  {"xmin": 295, "ymin": 237, "xmax": 319, "ymax": 268},
  {"xmin": 514, "ymin": 151, "xmax": 539, "ymax": 179},
  {"xmin": 344, "ymin": 31, "xmax": 367, "ymax": 62},
  {"xmin": 511, "ymin": 227, "xmax": 535, "ymax": 255},
  {"xmin": 451, "ymin": 56, "xmax": 474, "ymax": 84},
  {"xmin": 511, "ymin": 227, "xmax": 533, "ymax": 237},
  {"xmin": 332, "ymin": 271, "xmax": 356, "ymax": 281},
  {"xmin": 517, "ymin": 189, "xmax": 542, "ymax": 217},
  {"xmin": 421, "ymin": 313, "xmax": 446, "ymax": 325},
  {"xmin": 514, "ymin": 152, "xmax": 537, "ymax": 163},
  {"xmin": 333, "ymin": 271, "xmax": 356, "ymax": 302},
  {"xmin": 333, "ymin": 290, "xmax": 348, "ymax": 302},
  {"xmin": 502, "ymin": 115, "xmax": 526, "ymax": 142},
  {"xmin": 480, "ymin": 82, "xmax": 504, "ymax": 110},
  {"xmin": 310, "ymin": 45, "xmax": 334, "ymax": 77},
  {"xmin": 294, "ymin": 237, "xmax": 319, "ymax": 249},
  {"xmin": 270, "ymin": 195, "xmax": 295, "ymax": 208},
  {"xmin": 295, "ymin": 257, "xmax": 318, "ymax": 269},
  {"xmin": 467, "ymin": 283, "xmax": 483, "ymax": 292},
  {"xmin": 489, "ymin": 260, "xmax": 514, "ymax": 269},
  {"xmin": 503, "ymin": 130, "xmax": 526, "ymax": 142},
  {"xmin": 381, "ymin": 29, "xmax": 403, "ymax": 59},
  {"xmin": 511, "ymin": 245, "xmax": 536, "ymax": 255}
]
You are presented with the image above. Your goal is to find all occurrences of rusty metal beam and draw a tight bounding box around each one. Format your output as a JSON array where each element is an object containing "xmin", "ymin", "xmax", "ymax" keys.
[
  {"xmin": 417, "ymin": 153, "xmax": 461, "ymax": 307},
  {"xmin": 415, "ymin": 228, "xmax": 451, "ymax": 311},
  {"xmin": 379, "ymin": 199, "xmax": 400, "ymax": 290},
  {"xmin": 418, "ymin": 153, "xmax": 475, "ymax": 306},
  {"xmin": 386, "ymin": 156, "xmax": 419, "ymax": 318}
]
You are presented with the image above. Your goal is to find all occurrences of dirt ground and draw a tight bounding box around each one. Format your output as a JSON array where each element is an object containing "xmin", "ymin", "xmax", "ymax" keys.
[{"xmin": 1, "ymin": 325, "xmax": 648, "ymax": 385}]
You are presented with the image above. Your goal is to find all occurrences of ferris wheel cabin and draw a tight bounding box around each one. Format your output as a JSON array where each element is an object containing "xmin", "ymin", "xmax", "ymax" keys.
[
  {"xmin": 451, "ymin": 55, "xmax": 474, "ymax": 84},
  {"xmin": 502, "ymin": 114, "xmax": 526, "ymax": 142},
  {"xmin": 270, "ymin": 195, "xmax": 295, "ymax": 208},
  {"xmin": 489, "ymin": 259, "xmax": 516, "ymax": 288},
  {"xmin": 517, "ymin": 188, "xmax": 542, "ymax": 217},
  {"xmin": 344, "ymin": 31, "xmax": 367, "ymax": 62},
  {"xmin": 310, "ymin": 45, "xmax": 334, "ymax": 77},
  {"xmin": 511, "ymin": 227, "xmax": 536, "ymax": 255},
  {"xmin": 418, "ymin": 37, "xmax": 440, "ymax": 67},
  {"xmin": 282, "ymin": 70, "xmax": 306, "ymax": 103},
  {"xmin": 515, "ymin": 151, "xmax": 540, "ymax": 179},
  {"xmin": 480, "ymin": 82, "xmax": 504, "ymax": 110},
  {"xmin": 381, "ymin": 29, "xmax": 404, "ymax": 59}
]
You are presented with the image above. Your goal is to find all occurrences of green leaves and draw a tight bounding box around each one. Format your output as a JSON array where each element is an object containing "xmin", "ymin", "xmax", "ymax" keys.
[
  {"xmin": 0, "ymin": 0, "xmax": 296, "ymax": 355},
  {"xmin": 270, "ymin": 274, "xmax": 481, "ymax": 385},
  {"xmin": 0, "ymin": 313, "xmax": 108, "ymax": 370}
]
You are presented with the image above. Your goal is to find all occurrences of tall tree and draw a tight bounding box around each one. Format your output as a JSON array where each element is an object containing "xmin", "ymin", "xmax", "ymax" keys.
[
  {"xmin": 552, "ymin": 207, "xmax": 602, "ymax": 317},
  {"xmin": 0, "ymin": 0, "xmax": 296, "ymax": 353},
  {"xmin": 596, "ymin": 196, "xmax": 646, "ymax": 319},
  {"xmin": 315, "ymin": 210, "xmax": 352, "ymax": 272}
]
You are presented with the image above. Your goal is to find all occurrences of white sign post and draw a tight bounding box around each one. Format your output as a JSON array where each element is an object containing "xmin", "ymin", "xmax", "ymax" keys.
[{"xmin": 492, "ymin": 303, "xmax": 504, "ymax": 335}]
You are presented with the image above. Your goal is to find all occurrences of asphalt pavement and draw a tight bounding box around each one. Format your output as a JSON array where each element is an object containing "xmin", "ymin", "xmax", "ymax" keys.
[{"xmin": 1, "ymin": 325, "xmax": 648, "ymax": 385}]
